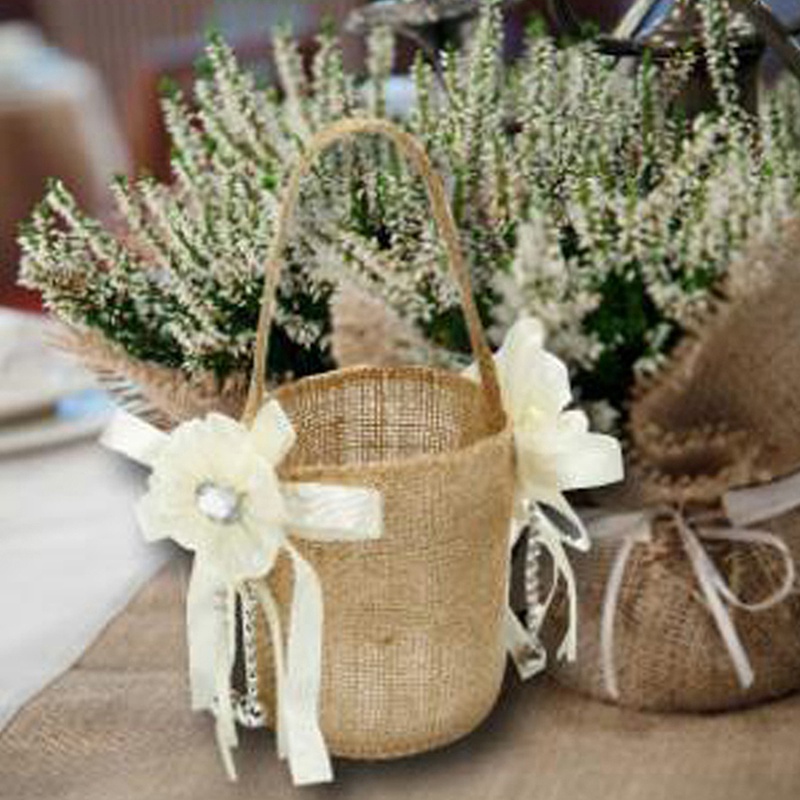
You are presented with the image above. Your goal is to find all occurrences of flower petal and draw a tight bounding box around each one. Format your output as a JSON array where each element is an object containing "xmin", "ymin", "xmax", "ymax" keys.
[
  {"xmin": 203, "ymin": 524, "xmax": 280, "ymax": 583},
  {"xmin": 515, "ymin": 408, "xmax": 623, "ymax": 492},
  {"xmin": 245, "ymin": 464, "xmax": 287, "ymax": 527},
  {"xmin": 136, "ymin": 491, "xmax": 170, "ymax": 544},
  {"xmin": 137, "ymin": 486, "xmax": 205, "ymax": 551},
  {"xmin": 495, "ymin": 319, "xmax": 572, "ymax": 420},
  {"xmin": 547, "ymin": 431, "xmax": 624, "ymax": 491},
  {"xmin": 251, "ymin": 400, "xmax": 297, "ymax": 466}
]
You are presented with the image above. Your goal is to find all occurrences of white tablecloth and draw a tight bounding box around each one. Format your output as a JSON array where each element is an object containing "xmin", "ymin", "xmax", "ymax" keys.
[{"xmin": 0, "ymin": 440, "xmax": 171, "ymax": 730}]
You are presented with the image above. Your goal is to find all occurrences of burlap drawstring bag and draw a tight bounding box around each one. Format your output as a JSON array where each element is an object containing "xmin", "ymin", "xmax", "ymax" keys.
[
  {"xmin": 230, "ymin": 118, "xmax": 516, "ymax": 757},
  {"xmin": 553, "ymin": 219, "xmax": 800, "ymax": 712}
]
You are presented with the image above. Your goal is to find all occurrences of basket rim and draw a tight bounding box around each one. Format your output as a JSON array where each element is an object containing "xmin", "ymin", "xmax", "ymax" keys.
[{"xmin": 274, "ymin": 363, "xmax": 512, "ymax": 480}]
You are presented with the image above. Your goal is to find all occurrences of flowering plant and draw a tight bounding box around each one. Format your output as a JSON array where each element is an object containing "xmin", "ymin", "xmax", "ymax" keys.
[{"xmin": 19, "ymin": 0, "xmax": 800, "ymax": 422}]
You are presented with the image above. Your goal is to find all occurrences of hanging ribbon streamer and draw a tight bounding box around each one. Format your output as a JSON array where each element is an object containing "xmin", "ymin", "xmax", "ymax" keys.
[
  {"xmin": 102, "ymin": 408, "xmax": 383, "ymax": 786},
  {"xmin": 506, "ymin": 504, "xmax": 582, "ymax": 679},
  {"xmin": 463, "ymin": 318, "xmax": 624, "ymax": 680},
  {"xmin": 592, "ymin": 479, "xmax": 799, "ymax": 700}
]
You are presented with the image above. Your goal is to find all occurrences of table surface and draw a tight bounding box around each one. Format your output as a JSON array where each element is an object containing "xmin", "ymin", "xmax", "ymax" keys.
[
  {"xmin": 0, "ymin": 438, "xmax": 170, "ymax": 733},
  {"xmin": 1, "ymin": 562, "xmax": 798, "ymax": 800},
  {"xmin": 0, "ymin": 306, "xmax": 171, "ymax": 733},
  {"xmin": 1, "ymin": 311, "xmax": 796, "ymax": 797}
]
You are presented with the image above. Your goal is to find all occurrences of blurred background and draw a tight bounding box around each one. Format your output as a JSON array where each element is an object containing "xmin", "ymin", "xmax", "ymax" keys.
[{"xmin": 0, "ymin": 0, "xmax": 797, "ymax": 312}]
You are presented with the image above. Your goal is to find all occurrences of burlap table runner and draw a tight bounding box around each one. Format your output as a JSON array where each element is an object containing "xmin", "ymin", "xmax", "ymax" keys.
[{"xmin": 1, "ymin": 560, "xmax": 799, "ymax": 800}]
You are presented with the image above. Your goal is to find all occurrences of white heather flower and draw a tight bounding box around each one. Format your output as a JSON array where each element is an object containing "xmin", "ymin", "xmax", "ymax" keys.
[
  {"xmin": 19, "ymin": 3, "xmax": 800, "ymax": 411},
  {"xmin": 137, "ymin": 402, "xmax": 295, "ymax": 583}
]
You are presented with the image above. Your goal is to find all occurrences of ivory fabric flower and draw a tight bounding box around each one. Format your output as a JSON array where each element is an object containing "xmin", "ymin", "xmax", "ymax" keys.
[
  {"xmin": 101, "ymin": 398, "xmax": 383, "ymax": 786},
  {"xmin": 469, "ymin": 318, "xmax": 623, "ymax": 547},
  {"xmin": 137, "ymin": 401, "xmax": 296, "ymax": 583}
]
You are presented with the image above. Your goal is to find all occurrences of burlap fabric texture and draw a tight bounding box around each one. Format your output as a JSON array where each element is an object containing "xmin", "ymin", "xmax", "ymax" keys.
[
  {"xmin": 62, "ymin": 119, "xmax": 515, "ymax": 757},
  {"xmin": 554, "ymin": 219, "xmax": 800, "ymax": 712},
  {"xmin": 8, "ymin": 564, "xmax": 800, "ymax": 800},
  {"xmin": 244, "ymin": 119, "xmax": 514, "ymax": 757}
]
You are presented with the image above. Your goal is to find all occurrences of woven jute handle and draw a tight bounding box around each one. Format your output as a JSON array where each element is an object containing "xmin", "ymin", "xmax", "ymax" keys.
[{"xmin": 242, "ymin": 117, "xmax": 504, "ymax": 426}]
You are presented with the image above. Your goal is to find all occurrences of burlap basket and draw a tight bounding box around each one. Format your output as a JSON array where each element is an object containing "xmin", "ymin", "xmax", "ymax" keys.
[
  {"xmin": 236, "ymin": 119, "xmax": 515, "ymax": 757},
  {"xmin": 553, "ymin": 219, "xmax": 800, "ymax": 712}
]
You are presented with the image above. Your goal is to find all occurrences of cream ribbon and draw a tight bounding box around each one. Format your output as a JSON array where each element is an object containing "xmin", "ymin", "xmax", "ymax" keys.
[
  {"xmin": 592, "ymin": 477, "xmax": 799, "ymax": 700},
  {"xmin": 101, "ymin": 410, "xmax": 383, "ymax": 786},
  {"xmin": 462, "ymin": 318, "xmax": 624, "ymax": 680}
]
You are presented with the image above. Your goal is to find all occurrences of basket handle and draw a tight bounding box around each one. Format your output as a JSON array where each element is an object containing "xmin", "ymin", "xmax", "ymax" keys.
[{"xmin": 242, "ymin": 117, "xmax": 504, "ymax": 427}]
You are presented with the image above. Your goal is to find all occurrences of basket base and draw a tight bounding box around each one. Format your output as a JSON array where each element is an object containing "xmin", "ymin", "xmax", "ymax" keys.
[{"xmin": 259, "ymin": 665, "xmax": 506, "ymax": 761}]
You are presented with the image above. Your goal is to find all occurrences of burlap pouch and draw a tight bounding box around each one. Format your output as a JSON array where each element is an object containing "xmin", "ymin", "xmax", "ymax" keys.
[
  {"xmin": 232, "ymin": 119, "xmax": 515, "ymax": 757},
  {"xmin": 554, "ymin": 219, "xmax": 800, "ymax": 712}
]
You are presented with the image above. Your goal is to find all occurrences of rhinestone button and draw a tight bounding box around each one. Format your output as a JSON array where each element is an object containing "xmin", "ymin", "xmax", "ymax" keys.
[{"xmin": 196, "ymin": 481, "xmax": 242, "ymax": 524}]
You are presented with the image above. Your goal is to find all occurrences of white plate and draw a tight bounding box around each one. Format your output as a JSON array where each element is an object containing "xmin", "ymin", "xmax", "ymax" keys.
[
  {"xmin": 0, "ymin": 390, "xmax": 113, "ymax": 457},
  {"xmin": 0, "ymin": 309, "xmax": 95, "ymax": 424}
]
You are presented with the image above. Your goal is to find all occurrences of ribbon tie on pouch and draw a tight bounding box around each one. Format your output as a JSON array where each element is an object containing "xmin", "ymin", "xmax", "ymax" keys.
[
  {"xmin": 101, "ymin": 405, "xmax": 383, "ymax": 786},
  {"xmin": 593, "ymin": 477, "xmax": 800, "ymax": 700}
]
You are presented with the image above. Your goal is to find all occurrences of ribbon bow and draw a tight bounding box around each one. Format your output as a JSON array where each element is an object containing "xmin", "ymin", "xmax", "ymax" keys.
[
  {"xmin": 465, "ymin": 318, "xmax": 624, "ymax": 679},
  {"xmin": 592, "ymin": 479, "xmax": 798, "ymax": 700},
  {"xmin": 102, "ymin": 405, "xmax": 383, "ymax": 786}
]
